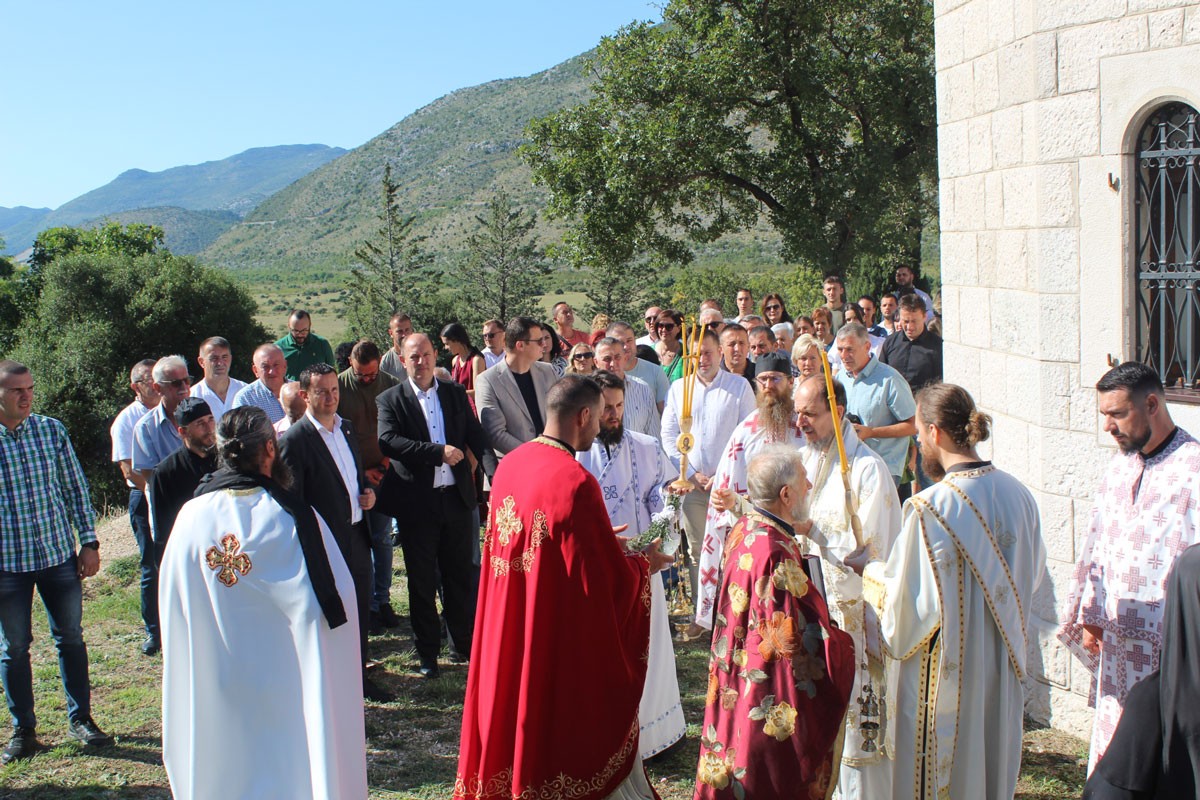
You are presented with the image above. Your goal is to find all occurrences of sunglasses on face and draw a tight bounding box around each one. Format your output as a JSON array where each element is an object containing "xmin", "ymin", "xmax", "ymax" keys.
[
  {"xmin": 765, "ymin": 304, "xmax": 782, "ymax": 311},
  {"xmin": 161, "ymin": 376, "xmax": 195, "ymax": 389},
  {"xmin": 657, "ymin": 323, "xmax": 678, "ymax": 331},
  {"xmin": 572, "ymin": 352, "xmax": 595, "ymax": 361}
]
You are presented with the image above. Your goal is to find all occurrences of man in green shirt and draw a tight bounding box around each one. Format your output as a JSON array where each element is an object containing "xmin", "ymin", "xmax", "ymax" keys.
[{"xmin": 276, "ymin": 310, "xmax": 336, "ymax": 381}]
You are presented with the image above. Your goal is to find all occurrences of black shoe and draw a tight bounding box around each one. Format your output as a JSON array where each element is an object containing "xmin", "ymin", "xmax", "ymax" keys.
[
  {"xmin": 67, "ymin": 718, "xmax": 113, "ymax": 748},
  {"xmin": 362, "ymin": 678, "xmax": 394, "ymax": 703},
  {"xmin": 448, "ymin": 650, "xmax": 468, "ymax": 664},
  {"xmin": 141, "ymin": 635, "xmax": 160, "ymax": 656},
  {"xmin": 417, "ymin": 660, "xmax": 440, "ymax": 680},
  {"xmin": 1, "ymin": 728, "xmax": 37, "ymax": 765},
  {"xmin": 368, "ymin": 611, "xmax": 384, "ymax": 636},
  {"xmin": 378, "ymin": 604, "xmax": 401, "ymax": 628}
]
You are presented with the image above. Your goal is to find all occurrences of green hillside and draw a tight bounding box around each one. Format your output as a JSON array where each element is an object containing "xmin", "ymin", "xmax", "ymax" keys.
[{"xmin": 83, "ymin": 207, "xmax": 241, "ymax": 255}]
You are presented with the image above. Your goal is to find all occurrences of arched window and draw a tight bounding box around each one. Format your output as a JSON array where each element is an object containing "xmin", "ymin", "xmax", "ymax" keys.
[{"xmin": 1134, "ymin": 102, "xmax": 1200, "ymax": 393}]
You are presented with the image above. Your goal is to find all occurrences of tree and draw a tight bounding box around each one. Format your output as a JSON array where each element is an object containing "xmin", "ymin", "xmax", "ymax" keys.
[
  {"xmin": 345, "ymin": 165, "xmax": 440, "ymax": 344},
  {"xmin": 524, "ymin": 0, "xmax": 937, "ymax": 292},
  {"xmin": 10, "ymin": 251, "xmax": 268, "ymax": 506},
  {"xmin": 453, "ymin": 191, "xmax": 548, "ymax": 327}
]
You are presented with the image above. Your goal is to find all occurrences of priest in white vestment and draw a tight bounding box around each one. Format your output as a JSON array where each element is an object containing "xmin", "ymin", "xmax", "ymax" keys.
[
  {"xmin": 159, "ymin": 406, "xmax": 367, "ymax": 800},
  {"xmin": 695, "ymin": 355, "xmax": 804, "ymax": 629},
  {"xmin": 1059, "ymin": 362, "xmax": 1200, "ymax": 771},
  {"xmin": 848, "ymin": 383, "xmax": 1046, "ymax": 800},
  {"xmin": 578, "ymin": 370, "xmax": 686, "ymax": 760}
]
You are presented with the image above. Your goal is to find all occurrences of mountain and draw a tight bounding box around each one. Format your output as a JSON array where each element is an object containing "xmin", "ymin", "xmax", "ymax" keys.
[
  {"xmin": 85, "ymin": 207, "xmax": 242, "ymax": 255},
  {"xmin": 1, "ymin": 144, "xmax": 347, "ymax": 254},
  {"xmin": 201, "ymin": 58, "xmax": 595, "ymax": 270},
  {"xmin": 0, "ymin": 206, "xmax": 52, "ymax": 256}
]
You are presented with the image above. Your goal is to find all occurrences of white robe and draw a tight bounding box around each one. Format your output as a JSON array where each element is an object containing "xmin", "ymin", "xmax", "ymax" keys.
[
  {"xmin": 695, "ymin": 409, "xmax": 805, "ymax": 628},
  {"xmin": 160, "ymin": 487, "xmax": 367, "ymax": 800},
  {"xmin": 862, "ymin": 464, "xmax": 1046, "ymax": 800},
  {"xmin": 800, "ymin": 423, "xmax": 901, "ymax": 799},
  {"xmin": 1059, "ymin": 427, "xmax": 1200, "ymax": 771},
  {"xmin": 578, "ymin": 431, "xmax": 686, "ymax": 760}
]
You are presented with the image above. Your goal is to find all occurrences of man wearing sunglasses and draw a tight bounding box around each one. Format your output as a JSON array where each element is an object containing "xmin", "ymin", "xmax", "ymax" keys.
[
  {"xmin": 636, "ymin": 306, "xmax": 662, "ymax": 348},
  {"xmin": 480, "ymin": 319, "xmax": 505, "ymax": 369}
]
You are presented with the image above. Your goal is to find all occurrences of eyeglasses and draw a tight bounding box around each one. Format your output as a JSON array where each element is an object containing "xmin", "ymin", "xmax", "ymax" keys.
[
  {"xmin": 765, "ymin": 304, "xmax": 782, "ymax": 312},
  {"xmin": 482, "ymin": 332, "xmax": 500, "ymax": 340},
  {"xmin": 572, "ymin": 352, "xmax": 595, "ymax": 361},
  {"xmin": 705, "ymin": 322, "xmax": 722, "ymax": 330},
  {"xmin": 657, "ymin": 323, "xmax": 678, "ymax": 331},
  {"xmin": 755, "ymin": 374, "xmax": 786, "ymax": 386},
  {"xmin": 161, "ymin": 376, "xmax": 195, "ymax": 389},
  {"xmin": 645, "ymin": 316, "xmax": 657, "ymax": 323},
  {"xmin": 289, "ymin": 327, "xmax": 311, "ymax": 336}
]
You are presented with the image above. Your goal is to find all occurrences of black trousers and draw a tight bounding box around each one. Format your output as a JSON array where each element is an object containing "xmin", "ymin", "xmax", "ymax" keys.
[
  {"xmin": 397, "ymin": 488, "xmax": 477, "ymax": 665},
  {"xmin": 332, "ymin": 522, "xmax": 373, "ymax": 678}
]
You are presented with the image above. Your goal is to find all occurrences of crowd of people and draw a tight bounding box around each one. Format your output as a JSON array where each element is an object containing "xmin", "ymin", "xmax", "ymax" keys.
[{"xmin": 0, "ymin": 265, "xmax": 1197, "ymax": 799}]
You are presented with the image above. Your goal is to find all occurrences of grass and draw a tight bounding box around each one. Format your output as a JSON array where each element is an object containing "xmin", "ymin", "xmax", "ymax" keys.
[{"xmin": 0, "ymin": 525, "xmax": 1088, "ymax": 799}]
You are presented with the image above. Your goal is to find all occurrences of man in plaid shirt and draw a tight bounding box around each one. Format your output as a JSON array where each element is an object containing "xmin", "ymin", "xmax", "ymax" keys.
[{"xmin": 0, "ymin": 360, "xmax": 112, "ymax": 764}]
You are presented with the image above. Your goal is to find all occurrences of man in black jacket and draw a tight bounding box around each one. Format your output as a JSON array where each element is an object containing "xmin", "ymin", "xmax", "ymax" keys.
[
  {"xmin": 377, "ymin": 333, "xmax": 488, "ymax": 679},
  {"xmin": 277, "ymin": 363, "xmax": 388, "ymax": 701},
  {"xmin": 148, "ymin": 398, "xmax": 218, "ymax": 566}
]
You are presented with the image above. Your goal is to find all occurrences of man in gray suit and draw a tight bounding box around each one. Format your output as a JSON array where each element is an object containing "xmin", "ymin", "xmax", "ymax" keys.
[{"xmin": 475, "ymin": 317, "xmax": 559, "ymax": 475}]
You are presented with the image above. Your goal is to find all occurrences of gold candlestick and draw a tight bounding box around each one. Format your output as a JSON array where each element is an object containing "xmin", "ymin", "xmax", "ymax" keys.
[{"xmin": 670, "ymin": 317, "xmax": 703, "ymax": 492}]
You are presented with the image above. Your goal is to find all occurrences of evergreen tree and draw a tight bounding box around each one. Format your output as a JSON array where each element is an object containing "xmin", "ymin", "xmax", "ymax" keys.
[{"xmin": 456, "ymin": 191, "xmax": 547, "ymax": 326}]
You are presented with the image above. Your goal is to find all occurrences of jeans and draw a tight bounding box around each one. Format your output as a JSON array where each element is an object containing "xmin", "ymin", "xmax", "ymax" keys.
[
  {"xmin": 0, "ymin": 556, "xmax": 92, "ymax": 729},
  {"xmin": 365, "ymin": 510, "xmax": 394, "ymax": 613},
  {"xmin": 129, "ymin": 490, "xmax": 158, "ymax": 639}
]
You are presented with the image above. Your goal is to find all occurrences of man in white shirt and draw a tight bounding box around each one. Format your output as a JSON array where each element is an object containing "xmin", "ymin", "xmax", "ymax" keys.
[
  {"xmin": 608, "ymin": 321, "xmax": 668, "ymax": 410},
  {"xmin": 636, "ymin": 306, "xmax": 662, "ymax": 347},
  {"xmin": 660, "ymin": 330, "xmax": 755, "ymax": 610},
  {"xmin": 109, "ymin": 358, "xmax": 161, "ymax": 656},
  {"xmin": 481, "ymin": 318, "xmax": 506, "ymax": 369},
  {"xmin": 595, "ymin": 337, "xmax": 661, "ymax": 438},
  {"xmin": 190, "ymin": 337, "xmax": 246, "ymax": 422}
]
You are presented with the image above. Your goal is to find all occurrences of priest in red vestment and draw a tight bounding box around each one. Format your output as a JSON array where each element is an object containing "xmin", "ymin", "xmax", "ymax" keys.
[
  {"xmin": 455, "ymin": 375, "xmax": 674, "ymax": 800},
  {"xmin": 695, "ymin": 446, "xmax": 856, "ymax": 800}
]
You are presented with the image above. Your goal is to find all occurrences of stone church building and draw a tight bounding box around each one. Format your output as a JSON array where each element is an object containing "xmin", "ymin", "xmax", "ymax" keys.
[{"xmin": 935, "ymin": 0, "xmax": 1200, "ymax": 735}]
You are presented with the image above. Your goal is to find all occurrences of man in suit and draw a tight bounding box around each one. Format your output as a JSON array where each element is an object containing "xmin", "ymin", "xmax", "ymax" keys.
[
  {"xmin": 277, "ymin": 363, "xmax": 390, "ymax": 701},
  {"xmin": 377, "ymin": 333, "xmax": 488, "ymax": 679},
  {"xmin": 474, "ymin": 317, "xmax": 558, "ymax": 474}
]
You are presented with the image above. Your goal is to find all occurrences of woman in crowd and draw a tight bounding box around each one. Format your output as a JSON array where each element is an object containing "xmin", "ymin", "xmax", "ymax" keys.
[
  {"xmin": 590, "ymin": 313, "xmax": 611, "ymax": 346},
  {"xmin": 761, "ymin": 293, "xmax": 792, "ymax": 326},
  {"xmin": 440, "ymin": 322, "xmax": 487, "ymax": 413},
  {"xmin": 541, "ymin": 324, "xmax": 569, "ymax": 376},
  {"xmin": 566, "ymin": 343, "xmax": 596, "ymax": 375},
  {"xmin": 655, "ymin": 308, "xmax": 685, "ymax": 382},
  {"xmin": 791, "ymin": 333, "xmax": 824, "ymax": 379}
]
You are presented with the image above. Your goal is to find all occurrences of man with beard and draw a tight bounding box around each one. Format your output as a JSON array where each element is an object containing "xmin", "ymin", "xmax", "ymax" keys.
[
  {"xmin": 147, "ymin": 398, "xmax": 218, "ymax": 563},
  {"xmin": 846, "ymin": 383, "xmax": 1045, "ymax": 800},
  {"xmin": 159, "ymin": 406, "xmax": 366, "ymax": 799},
  {"xmin": 695, "ymin": 447, "xmax": 856, "ymax": 800},
  {"xmin": 577, "ymin": 370, "xmax": 687, "ymax": 761},
  {"xmin": 1060, "ymin": 362, "xmax": 1200, "ymax": 773},
  {"xmin": 454, "ymin": 375, "xmax": 673, "ymax": 800},
  {"xmin": 694, "ymin": 354, "xmax": 804, "ymax": 630},
  {"xmin": 892, "ymin": 265, "xmax": 935, "ymax": 323},
  {"xmin": 276, "ymin": 309, "xmax": 336, "ymax": 381}
]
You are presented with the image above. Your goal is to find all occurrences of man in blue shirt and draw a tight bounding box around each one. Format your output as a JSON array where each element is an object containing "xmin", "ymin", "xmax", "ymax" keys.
[
  {"xmin": 835, "ymin": 323, "xmax": 918, "ymax": 501},
  {"xmin": 0, "ymin": 360, "xmax": 112, "ymax": 764}
]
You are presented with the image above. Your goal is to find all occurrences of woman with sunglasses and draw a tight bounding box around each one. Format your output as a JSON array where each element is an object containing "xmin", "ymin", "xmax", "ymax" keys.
[
  {"xmin": 440, "ymin": 322, "xmax": 487, "ymax": 414},
  {"xmin": 565, "ymin": 343, "xmax": 597, "ymax": 375},
  {"xmin": 760, "ymin": 293, "xmax": 792, "ymax": 326},
  {"xmin": 654, "ymin": 309, "xmax": 686, "ymax": 382}
]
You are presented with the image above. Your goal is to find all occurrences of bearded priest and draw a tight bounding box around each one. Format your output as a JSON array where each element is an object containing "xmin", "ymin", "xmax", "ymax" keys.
[
  {"xmin": 694, "ymin": 446, "xmax": 856, "ymax": 800},
  {"xmin": 455, "ymin": 375, "xmax": 674, "ymax": 800},
  {"xmin": 846, "ymin": 383, "xmax": 1046, "ymax": 800},
  {"xmin": 578, "ymin": 370, "xmax": 687, "ymax": 761},
  {"xmin": 695, "ymin": 354, "xmax": 805, "ymax": 630}
]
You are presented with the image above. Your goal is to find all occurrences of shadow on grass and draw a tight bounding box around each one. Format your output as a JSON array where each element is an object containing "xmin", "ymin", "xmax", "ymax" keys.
[{"xmin": 0, "ymin": 785, "xmax": 169, "ymax": 799}]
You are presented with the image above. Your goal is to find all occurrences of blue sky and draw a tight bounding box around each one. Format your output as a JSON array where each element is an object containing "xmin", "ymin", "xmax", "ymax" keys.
[{"xmin": 3, "ymin": 1, "xmax": 663, "ymax": 210}]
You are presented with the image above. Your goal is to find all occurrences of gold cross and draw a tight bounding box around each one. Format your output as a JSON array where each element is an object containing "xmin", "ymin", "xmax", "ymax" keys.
[{"xmin": 205, "ymin": 533, "xmax": 252, "ymax": 587}]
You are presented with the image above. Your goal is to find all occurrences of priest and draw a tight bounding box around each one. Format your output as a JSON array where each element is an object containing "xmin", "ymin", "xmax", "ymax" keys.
[
  {"xmin": 158, "ymin": 407, "xmax": 366, "ymax": 800},
  {"xmin": 454, "ymin": 375, "xmax": 674, "ymax": 800},
  {"xmin": 695, "ymin": 446, "xmax": 855, "ymax": 800},
  {"xmin": 578, "ymin": 370, "xmax": 687, "ymax": 761},
  {"xmin": 847, "ymin": 383, "xmax": 1046, "ymax": 800},
  {"xmin": 695, "ymin": 354, "xmax": 805, "ymax": 630}
]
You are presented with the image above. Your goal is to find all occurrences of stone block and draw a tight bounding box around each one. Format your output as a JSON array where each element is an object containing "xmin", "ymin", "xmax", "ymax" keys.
[
  {"xmin": 1185, "ymin": 6, "xmax": 1200, "ymax": 42},
  {"xmin": 954, "ymin": 173, "xmax": 987, "ymax": 229},
  {"xmin": 1035, "ymin": 489, "xmax": 1076, "ymax": 564},
  {"xmin": 991, "ymin": 288, "xmax": 1037, "ymax": 356},
  {"xmin": 1036, "ymin": 0, "xmax": 1130, "ymax": 31},
  {"xmin": 1001, "ymin": 166, "xmax": 1038, "ymax": 227},
  {"xmin": 1036, "ymin": 162, "xmax": 1077, "ymax": 227},
  {"xmin": 1034, "ymin": 33, "xmax": 1060, "ymax": 98},
  {"xmin": 941, "ymin": 286, "xmax": 963, "ymax": 343},
  {"xmin": 934, "ymin": 0, "xmax": 974, "ymax": 17},
  {"xmin": 1129, "ymin": 0, "xmax": 1193, "ymax": 12},
  {"xmin": 942, "ymin": 61, "xmax": 976, "ymax": 123},
  {"xmin": 934, "ymin": 6, "xmax": 966, "ymax": 71},
  {"xmin": 1029, "ymin": 228, "xmax": 1080, "ymax": 294},
  {"xmin": 996, "ymin": 40, "xmax": 1035, "ymax": 107},
  {"xmin": 1005, "ymin": 354, "xmax": 1041, "ymax": 424},
  {"xmin": 1033, "ymin": 91, "xmax": 1101, "ymax": 162},
  {"xmin": 959, "ymin": 286, "xmax": 994, "ymax": 349},
  {"xmin": 1039, "ymin": 359, "xmax": 1074, "ymax": 429},
  {"xmin": 985, "ymin": 0, "xmax": 1016, "ymax": 50},
  {"xmin": 984, "ymin": 172, "xmax": 1006, "ymax": 227},
  {"xmin": 1012, "ymin": 0, "xmax": 1036, "ymax": 38},
  {"xmin": 1036, "ymin": 427, "xmax": 1108, "ymax": 500},
  {"xmin": 991, "ymin": 104, "xmax": 1025, "ymax": 168},
  {"xmin": 961, "ymin": 0, "xmax": 994, "ymax": 61},
  {"xmin": 1037, "ymin": 292, "xmax": 1081, "ymax": 363},
  {"xmin": 995, "ymin": 230, "xmax": 1030, "ymax": 290},
  {"xmin": 940, "ymin": 231, "xmax": 979, "ymax": 285},
  {"xmin": 937, "ymin": 118, "xmax": 971, "ymax": 179},
  {"xmin": 944, "ymin": 339, "xmax": 981, "ymax": 386},
  {"xmin": 977, "ymin": 230, "xmax": 998, "ymax": 287},
  {"xmin": 1148, "ymin": 8, "xmax": 1185, "ymax": 47},
  {"xmin": 1069, "ymin": 381, "xmax": 1098, "ymax": 434},
  {"xmin": 969, "ymin": 115, "xmax": 995, "ymax": 173},
  {"xmin": 973, "ymin": 52, "xmax": 1001, "ymax": 115},
  {"xmin": 990, "ymin": 410, "xmax": 1030, "ymax": 480},
  {"xmin": 1058, "ymin": 17, "xmax": 1149, "ymax": 94}
]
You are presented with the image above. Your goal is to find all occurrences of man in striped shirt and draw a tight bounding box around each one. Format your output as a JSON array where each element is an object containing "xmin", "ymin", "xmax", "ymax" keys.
[{"xmin": 0, "ymin": 360, "xmax": 112, "ymax": 764}]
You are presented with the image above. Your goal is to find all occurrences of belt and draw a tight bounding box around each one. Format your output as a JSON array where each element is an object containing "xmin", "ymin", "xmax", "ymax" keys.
[{"xmin": 433, "ymin": 485, "xmax": 457, "ymax": 493}]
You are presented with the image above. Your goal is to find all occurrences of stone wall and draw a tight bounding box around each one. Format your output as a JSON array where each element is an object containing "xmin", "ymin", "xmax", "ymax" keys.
[{"xmin": 934, "ymin": 0, "xmax": 1200, "ymax": 737}]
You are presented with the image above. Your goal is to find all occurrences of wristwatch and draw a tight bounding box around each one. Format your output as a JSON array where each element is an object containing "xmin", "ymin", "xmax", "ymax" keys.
[{"xmin": 80, "ymin": 541, "xmax": 99, "ymax": 551}]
